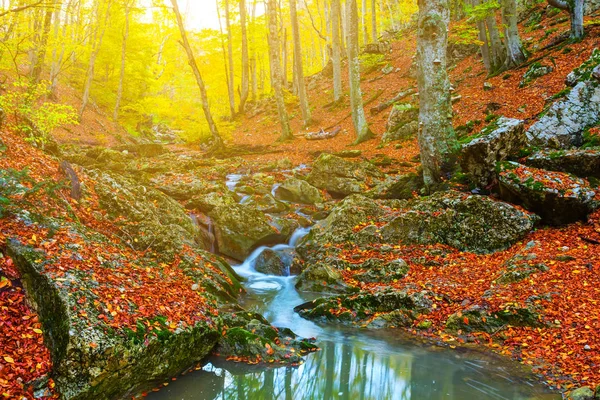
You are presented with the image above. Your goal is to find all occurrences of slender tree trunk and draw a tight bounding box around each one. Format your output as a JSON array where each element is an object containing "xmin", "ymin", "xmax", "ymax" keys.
[
  {"xmin": 362, "ymin": 0, "xmax": 368, "ymax": 44},
  {"xmin": 224, "ymin": 0, "xmax": 236, "ymax": 118},
  {"xmin": 31, "ymin": 1, "xmax": 54, "ymax": 83},
  {"xmin": 239, "ymin": 0, "xmax": 250, "ymax": 114},
  {"xmin": 347, "ymin": 0, "xmax": 374, "ymax": 144},
  {"xmin": 80, "ymin": 0, "xmax": 111, "ymax": 119},
  {"xmin": 114, "ymin": 0, "xmax": 131, "ymax": 120},
  {"xmin": 485, "ymin": 9, "xmax": 505, "ymax": 74},
  {"xmin": 266, "ymin": 0, "xmax": 292, "ymax": 141},
  {"xmin": 416, "ymin": 0, "xmax": 457, "ymax": 187},
  {"xmin": 501, "ymin": 0, "xmax": 526, "ymax": 69},
  {"xmin": 50, "ymin": 0, "xmax": 68, "ymax": 97},
  {"xmin": 216, "ymin": 0, "xmax": 233, "ymax": 115},
  {"xmin": 371, "ymin": 0, "xmax": 377, "ymax": 42},
  {"xmin": 473, "ymin": 0, "xmax": 490, "ymax": 70},
  {"xmin": 289, "ymin": 0, "xmax": 312, "ymax": 126},
  {"xmin": 331, "ymin": 0, "xmax": 342, "ymax": 102},
  {"xmin": 171, "ymin": 0, "xmax": 224, "ymax": 149}
]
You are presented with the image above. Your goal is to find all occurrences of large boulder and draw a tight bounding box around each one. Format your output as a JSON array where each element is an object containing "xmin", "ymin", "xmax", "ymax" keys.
[
  {"xmin": 365, "ymin": 173, "xmax": 423, "ymax": 199},
  {"xmin": 498, "ymin": 162, "xmax": 598, "ymax": 225},
  {"xmin": 6, "ymin": 228, "xmax": 224, "ymax": 400},
  {"xmin": 528, "ymin": 52, "xmax": 600, "ymax": 148},
  {"xmin": 253, "ymin": 248, "xmax": 296, "ymax": 276},
  {"xmin": 306, "ymin": 153, "xmax": 385, "ymax": 197},
  {"xmin": 150, "ymin": 173, "xmax": 225, "ymax": 201},
  {"xmin": 526, "ymin": 148, "xmax": 600, "ymax": 179},
  {"xmin": 274, "ymin": 177, "xmax": 324, "ymax": 204},
  {"xmin": 300, "ymin": 191, "xmax": 538, "ymax": 256},
  {"xmin": 295, "ymin": 262, "xmax": 356, "ymax": 294},
  {"xmin": 209, "ymin": 203, "xmax": 297, "ymax": 261},
  {"xmin": 459, "ymin": 117, "xmax": 526, "ymax": 188},
  {"xmin": 92, "ymin": 171, "xmax": 201, "ymax": 259},
  {"xmin": 240, "ymin": 193, "xmax": 289, "ymax": 214},
  {"xmin": 382, "ymin": 103, "xmax": 419, "ymax": 143},
  {"xmin": 187, "ymin": 190, "xmax": 238, "ymax": 213}
]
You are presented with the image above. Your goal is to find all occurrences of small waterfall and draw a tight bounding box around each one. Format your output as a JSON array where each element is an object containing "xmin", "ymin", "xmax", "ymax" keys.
[
  {"xmin": 207, "ymin": 217, "xmax": 216, "ymax": 253},
  {"xmin": 190, "ymin": 213, "xmax": 217, "ymax": 254}
]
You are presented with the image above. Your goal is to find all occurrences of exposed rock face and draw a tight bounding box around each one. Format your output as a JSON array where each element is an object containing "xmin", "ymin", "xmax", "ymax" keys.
[
  {"xmin": 460, "ymin": 117, "xmax": 526, "ymax": 188},
  {"xmin": 209, "ymin": 203, "xmax": 297, "ymax": 261},
  {"xmin": 352, "ymin": 258, "xmax": 410, "ymax": 283},
  {"xmin": 299, "ymin": 191, "xmax": 538, "ymax": 257},
  {"xmin": 240, "ymin": 194, "xmax": 289, "ymax": 214},
  {"xmin": 494, "ymin": 241, "xmax": 548, "ymax": 284},
  {"xmin": 92, "ymin": 171, "xmax": 201, "ymax": 259},
  {"xmin": 446, "ymin": 304, "xmax": 543, "ymax": 333},
  {"xmin": 187, "ymin": 191, "xmax": 238, "ymax": 213},
  {"xmin": 498, "ymin": 162, "xmax": 598, "ymax": 226},
  {"xmin": 253, "ymin": 248, "xmax": 296, "ymax": 276},
  {"xmin": 382, "ymin": 103, "xmax": 419, "ymax": 143},
  {"xmin": 526, "ymin": 148, "xmax": 600, "ymax": 178},
  {"xmin": 519, "ymin": 62, "xmax": 553, "ymax": 88},
  {"xmin": 306, "ymin": 153, "xmax": 384, "ymax": 197},
  {"xmin": 274, "ymin": 177, "xmax": 324, "ymax": 204},
  {"xmin": 294, "ymin": 290, "xmax": 432, "ymax": 328},
  {"xmin": 527, "ymin": 81, "xmax": 600, "ymax": 148},
  {"xmin": 7, "ymin": 232, "xmax": 223, "ymax": 400},
  {"xmin": 366, "ymin": 173, "xmax": 423, "ymax": 199},
  {"xmin": 151, "ymin": 174, "xmax": 225, "ymax": 201},
  {"xmin": 295, "ymin": 263, "xmax": 356, "ymax": 294}
]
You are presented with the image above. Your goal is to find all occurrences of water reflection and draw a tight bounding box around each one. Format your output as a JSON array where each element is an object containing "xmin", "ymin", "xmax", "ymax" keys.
[
  {"xmin": 148, "ymin": 227, "xmax": 560, "ymax": 400},
  {"xmin": 150, "ymin": 326, "xmax": 559, "ymax": 400}
]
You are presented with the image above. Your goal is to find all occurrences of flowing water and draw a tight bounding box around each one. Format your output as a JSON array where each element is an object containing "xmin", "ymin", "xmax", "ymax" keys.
[{"xmin": 148, "ymin": 227, "xmax": 561, "ymax": 400}]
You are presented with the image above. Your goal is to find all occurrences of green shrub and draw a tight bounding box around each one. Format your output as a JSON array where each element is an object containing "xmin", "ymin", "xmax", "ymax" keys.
[{"xmin": 0, "ymin": 80, "xmax": 78, "ymax": 146}]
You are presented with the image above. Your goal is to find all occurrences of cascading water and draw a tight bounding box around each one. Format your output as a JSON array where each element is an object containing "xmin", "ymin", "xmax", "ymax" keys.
[{"xmin": 149, "ymin": 178, "xmax": 560, "ymax": 400}]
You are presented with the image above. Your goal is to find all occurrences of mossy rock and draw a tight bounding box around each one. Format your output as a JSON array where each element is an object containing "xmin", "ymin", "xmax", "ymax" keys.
[
  {"xmin": 274, "ymin": 177, "xmax": 324, "ymax": 205},
  {"xmin": 294, "ymin": 290, "xmax": 432, "ymax": 326},
  {"xmin": 446, "ymin": 304, "xmax": 543, "ymax": 333}
]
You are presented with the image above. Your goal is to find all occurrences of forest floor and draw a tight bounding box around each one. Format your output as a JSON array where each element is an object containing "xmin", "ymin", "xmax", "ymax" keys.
[{"xmin": 2, "ymin": 4, "xmax": 600, "ymax": 399}]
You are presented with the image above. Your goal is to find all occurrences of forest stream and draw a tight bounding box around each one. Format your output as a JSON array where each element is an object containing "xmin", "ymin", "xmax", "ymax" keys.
[{"xmin": 147, "ymin": 176, "xmax": 561, "ymax": 400}]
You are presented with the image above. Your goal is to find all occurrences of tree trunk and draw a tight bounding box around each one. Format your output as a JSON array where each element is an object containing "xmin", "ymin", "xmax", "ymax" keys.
[
  {"xmin": 225, "ymin": 0, "xmax": 236, "ymax": 118},
  {"xmin": 371, "ymin": 0, "xmax": 377, "ymax": 43},
  {"xmin": 266, "ymin": 0, "xmax": 292, "ymax": 141},
  {"xmin": 473, "ymin": 0, "xmax": 490, "ymax": 70},
  {"xmin": 547, "ymin": 0, "xmax": 585, "ymax": 39},
  {"xmin": 501, "ymin": 0, "xmax": 526, "ymax": 69},
  {"xmin": 31, "ymin": 1, "xmax": 54, "ymax": 83},
  {"xmin": 347, "ymin": 0, "xmax": 374, "ymax": 144},
  {"xmin": 171, "ymin": 0, "xmax": 224, "ymax": 150},
  {"xmin": 331, "ymin": 0, "xmax": 342, "ymax": 102},
  {"xmin": 114, "ymin": 0, "xmax": 131, "ymax": 120},
  {"xmin": 485, "ymin": 8, "xmax": 505, "ymax": 74},
  {"xmin": 289, "ymin": 0, "xmax": 312, "ymax": 126},
  {"xmin": 362, "ymin": 0, "xmax": 368, "ymax": 44},
  {"xmin": 239, "ymin": 0, "xmax": 250, "ymax": 114},
  {"xmin": 416, "ymin": 0, "xmax": 457, "ymax": 187},
  {"xmin": 79, "ymin": 0, "xmax": 111, "ymax": 119}
]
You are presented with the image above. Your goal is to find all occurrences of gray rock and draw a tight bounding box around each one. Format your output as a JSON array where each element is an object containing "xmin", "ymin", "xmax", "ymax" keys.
[
  {"xmin": 299, "ymin": 191, "xmax": 538, "ymax": 257},
  {"xmin": 567, "ymin": 387, "xmax": 595, "ymax": 400},
  {"xmin": 241, "ymin": 193, "xmax": 289, "ymax": 214},
  {"xmin": 295, "ymin": 263, "xmax": 356, "ymax": 294},
  {"xmin": 209, "ymin": 203, "xmax": 297, "ymax": 261},
  {"xmin": 307, "ymin": 153, "xmax": 384, "ymax": 198},
  {"xmin": 382, "ymin": 103, "xmax": 419, "ymax": 143},
  {"xmin": 274, "ymin": 177, "xmax": 324, "ymax": 204},
  {"xmin": 526, "ymin": 148, "xmax": 600, "ymax": 178},
  {"xmin": 366, "ymin": 173, "xmax": 423, "ymax": 200},
  {"xmin": 460, "ymin": 117, "xmax": 526, "ymax": 188},
  {"xmin": 187, "ymin": 191, "xmax": 238, "ymax": 213},
  {"xmin": 498, "ymin": 162, "xmax": 598, "ymax": 225},
  {"xmin": 527, "ymin": 81, "xmax": 600, "ymax": 148},
  {"xmin": 294, "ymin": 290, "xmax": 432, "ymax": 327},
  {"xmin": 253, "ymin": 248, "xmax": 296, "ymax": 276},
  {"xmin": 7, "ymin": 233, "xmax": 222, "ymax": 400},
  {"xmin": 519, "ymin": 63, "xmax": 553, "ymax": 88}
]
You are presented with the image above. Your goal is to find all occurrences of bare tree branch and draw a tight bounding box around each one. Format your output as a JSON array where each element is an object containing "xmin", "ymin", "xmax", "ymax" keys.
[{"xmin": 0, "ymin": 1, "xmax": 53, "ymax": 19}]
